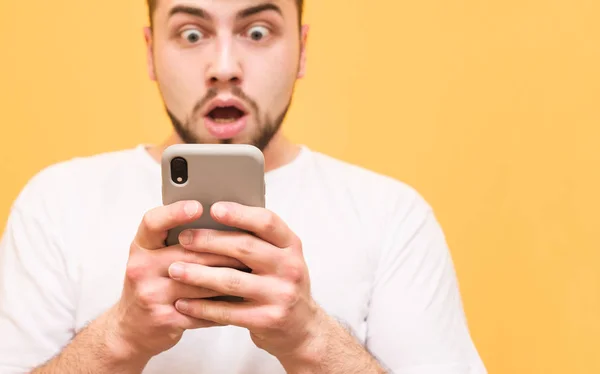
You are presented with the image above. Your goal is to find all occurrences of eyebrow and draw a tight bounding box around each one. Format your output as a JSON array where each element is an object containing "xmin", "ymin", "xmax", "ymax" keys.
[
  {"xmin": 169, "ymin": 5, "xmax": 210, "ymax": 20},
  {"xmin": 236, "ymin": 3, "xmax": 283, "ymax": 20},
  {"xmin": 168, "ymin": 3, "xmax": 283, "ymax": 22}
]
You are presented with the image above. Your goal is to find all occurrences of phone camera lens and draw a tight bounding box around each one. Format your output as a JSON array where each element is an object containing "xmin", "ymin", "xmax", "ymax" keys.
[{"xmin": 170, "ymin": 157, "xmax": 188, "ymax": 185}]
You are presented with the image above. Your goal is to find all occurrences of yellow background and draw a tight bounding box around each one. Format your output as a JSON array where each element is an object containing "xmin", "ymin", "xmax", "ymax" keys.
[{"xmin": 0, "ymin": 1, "xmax": 598, "ymax": 373}]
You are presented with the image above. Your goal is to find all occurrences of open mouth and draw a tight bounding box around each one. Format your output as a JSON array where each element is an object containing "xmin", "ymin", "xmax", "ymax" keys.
[{"xmin": 206, "ymin": 106, "xmax": 246, "ymax": 124}]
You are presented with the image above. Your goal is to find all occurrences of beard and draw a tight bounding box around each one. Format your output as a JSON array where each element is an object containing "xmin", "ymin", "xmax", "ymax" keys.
[{"xmin": 165, "ymin": 85, "xmax": 292, "ymax": 152}]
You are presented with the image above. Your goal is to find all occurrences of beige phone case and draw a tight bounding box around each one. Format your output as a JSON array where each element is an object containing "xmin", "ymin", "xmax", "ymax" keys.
[{"xmin": 161, "ymin": 144, "xmax": 266, "ymax": 247}]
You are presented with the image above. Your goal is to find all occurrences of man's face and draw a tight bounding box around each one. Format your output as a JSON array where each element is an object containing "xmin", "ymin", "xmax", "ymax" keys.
[{"xmin": 145, "ymin": 0, "xmax": 308, "ymax": 151}]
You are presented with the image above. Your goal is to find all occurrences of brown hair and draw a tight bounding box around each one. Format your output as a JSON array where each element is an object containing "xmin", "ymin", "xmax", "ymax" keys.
[{"xmin": 146, "ymin": 1, "xmax": 304, "ymax": 28}]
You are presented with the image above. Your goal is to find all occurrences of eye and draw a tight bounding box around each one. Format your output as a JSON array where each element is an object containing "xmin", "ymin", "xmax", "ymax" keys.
[
  {"xmin": 181, "ymin": 29, "xmax": 204, "ymax": 43},
  {"xmin": 245, "ymin": 26, "xmax": 270, "ymax": 41}
]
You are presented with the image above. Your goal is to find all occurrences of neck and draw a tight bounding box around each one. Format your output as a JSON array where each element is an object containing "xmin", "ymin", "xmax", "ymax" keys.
[{"xmin": 146, "ymin": 131, "xmax": 301, "ymax": 173}]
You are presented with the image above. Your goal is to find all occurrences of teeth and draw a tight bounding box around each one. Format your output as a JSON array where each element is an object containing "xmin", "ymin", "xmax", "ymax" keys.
[{"xmin": 214, "ymin": 117, "xmax": 237, "ymax": 124}]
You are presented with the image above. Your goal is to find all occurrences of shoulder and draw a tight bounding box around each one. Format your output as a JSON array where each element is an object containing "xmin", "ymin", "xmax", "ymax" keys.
[
  {"xmin": 12, "ymin": 146, "xmax": 147, "ymax": 215},
  {"xmin": 303, "ymin": 148, "xmax": 445, "ymax": 274},
  {"xmin": 306, "ymin": 148, "xmax": 433, "ymax": 220}
]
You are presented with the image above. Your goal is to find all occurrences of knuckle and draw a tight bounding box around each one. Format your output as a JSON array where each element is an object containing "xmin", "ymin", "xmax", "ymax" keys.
[
  {"xmin": 148, "ymin": 305, "xmax": 175, "ymax": 327},
  {"xmin": 288, "ymin": 267, "xmax": 305, "ymax": 285},
  {"xmin": 188, "ymin": 300, "xmax": 214, "ymax": 321},
  {"xmin": 136, "ymin": 284, "xmax": 160, "ymax": 306},
  {"xmin": 125, "ymin": 265, "xmax": 142, "ymax": 283},
  {"xmin": 283, "ymin": 259, "xmax": 305, "ymax": 285},
  {"xmin": 262, "ymin": 214, "xmax": 277, "ymax": 234},
  {"xmin": 141, "ymin": 210, "xmax": 158, "ymax": 232},
  {"xmin": 264, "ymin": 307, "xmax": 288, "ymax": 329},
  {"xmin": 278, "ymin": 285, "xmax": 298, "ymax": 306},
  {"xmin": 142, "ymin": 206, "xmax": 177, "ymax": 234},
  {"xmin": 237, "ymin": 236, "xmax": 255, "ymax": 257},
  {"xmin": 185, "ymin": 250, "xmax": 207, "ymax": 265},
  {"xmin": 203, "ymin": 230, "xmax": 214, "ymax": 246},
  {"xmin": 219, "ymin": 307, "xmax": 232, "ymax": 325},
  {"xmin": 224, "ymin": 271, "xmax": 242, "ymax": 293},
  {"xmin": 199, "ymin": 300, "xmax": 210, "ymax": 316},
  {"xmin": 125, "ymin": 257, "xmax": 147, "ymax": 283}
]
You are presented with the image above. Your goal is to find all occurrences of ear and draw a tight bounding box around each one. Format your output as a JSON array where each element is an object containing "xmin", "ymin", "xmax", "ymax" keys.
[
  {"xmin": 297, "ymin": 25, "xmax": 309, "ymax": 79},
  {"xmin": 143, "ymin": 27, "xmax": 157, "ymax": 81}
]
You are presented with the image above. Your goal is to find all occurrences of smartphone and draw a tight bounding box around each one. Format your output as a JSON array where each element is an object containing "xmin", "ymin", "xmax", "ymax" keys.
[{"xmin": 161, "ymin": 143, "xmax": 266, "ymax": 246}]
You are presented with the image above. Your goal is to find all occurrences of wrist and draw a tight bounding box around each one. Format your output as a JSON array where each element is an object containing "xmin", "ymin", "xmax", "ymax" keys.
[
  {"xmin": 99, "ymin": 305, "xmax": 152, "ymax": 369},
  {"xmin": 276, "ymin": 306, "xmax": 387, "ymax": 374},
  {"xmin": 277, "ymin": 307, "xmax": 331, "ymax": 373}
]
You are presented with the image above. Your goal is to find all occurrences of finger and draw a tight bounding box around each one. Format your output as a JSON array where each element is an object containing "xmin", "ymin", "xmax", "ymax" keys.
[
  {"xmin": 168, "ymin": 263, "xmax": 271, "ymax": 301},
  {"xmin": 135, "ymin": 201, "xmax": 203, "ymax": 250},
  {"xmin": 210, "ymin": 202, "xmax": 296, "ymax": 248},
  {"xmin": 172, "ymin": 281, "xmax": 224, "ymax": 300},
  {"xmin": 134, "ymin": 278, "xmax": 225, "ymax": 308},
  {"xmin": 173, "ymin": 312, "xmax": 226, "ymax": 330},
  {"xmin": 174, "ymin": 299, "xmax": 271, "ymax": 330},
  {"xmin": 153, "ymin": 244, "xmax": 250, "ymax": 276},
  {"xmin": 178, "ymin": 229, "xmax": 281, "ymax": 273}
]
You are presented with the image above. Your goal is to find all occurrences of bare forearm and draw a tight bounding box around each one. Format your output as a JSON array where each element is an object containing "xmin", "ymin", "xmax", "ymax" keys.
[
  {"xmin": 279, "ymin": 313, "xmax": 388, "ymax": 374},
  {"xmin": 31, "ymin": 308, "xmax": 149, "ymax": 374}
]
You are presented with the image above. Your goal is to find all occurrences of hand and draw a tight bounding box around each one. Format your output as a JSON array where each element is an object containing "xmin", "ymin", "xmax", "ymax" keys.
[
  {"xmin": 166, "ymin": 201, "xmax": 324, "ymax": 359},
  {"xmin": 108, "ymin": 200, "xmax": 249, "ymax": 360}
]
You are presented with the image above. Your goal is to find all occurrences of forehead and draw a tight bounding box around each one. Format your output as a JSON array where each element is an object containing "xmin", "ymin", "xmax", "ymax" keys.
[{"xmin": 154, "ymin": 0, "xmax": 296, "ymax": 18}]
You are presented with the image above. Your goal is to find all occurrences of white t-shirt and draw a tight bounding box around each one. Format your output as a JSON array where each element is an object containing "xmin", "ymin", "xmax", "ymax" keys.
[{"xmin": 0, "ymin": 145, "xmax": 487, "ymax": 374}]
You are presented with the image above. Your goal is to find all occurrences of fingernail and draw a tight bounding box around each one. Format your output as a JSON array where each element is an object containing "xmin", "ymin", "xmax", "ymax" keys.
[
  {"xmin": 169, "ymin": 263, "xmax": 185, "ymax": 279},
  {"xmin": 176, "ymin": 299, "xmax": 189, "ymax": 312},
  {"xmin": 179, "ymin": 230, "xmax": 193, "ymax": 245},
  {"xmin": 184, "ymin": 201, "xmax": 199, "ymax": 217},
  {"xmin": 212, "ymin": 203, "xmax": 227, "ymax": 219}
]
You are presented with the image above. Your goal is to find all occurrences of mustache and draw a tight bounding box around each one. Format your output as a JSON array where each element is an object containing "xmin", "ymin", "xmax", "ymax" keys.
[{"xmin": 192, "ymin": 86, "xmax": 259, "ymax": 118}]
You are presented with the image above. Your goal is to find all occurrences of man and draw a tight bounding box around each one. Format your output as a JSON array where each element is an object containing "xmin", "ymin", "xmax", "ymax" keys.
[{"xmin": 0, "ymin": 0, "xmax": 487, "ymax": 373}]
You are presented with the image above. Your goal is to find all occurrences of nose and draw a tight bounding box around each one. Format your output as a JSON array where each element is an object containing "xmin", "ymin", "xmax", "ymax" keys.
[{"xmin": 206, "ymin": 37, "xmax": 242, "ymax": 88}]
